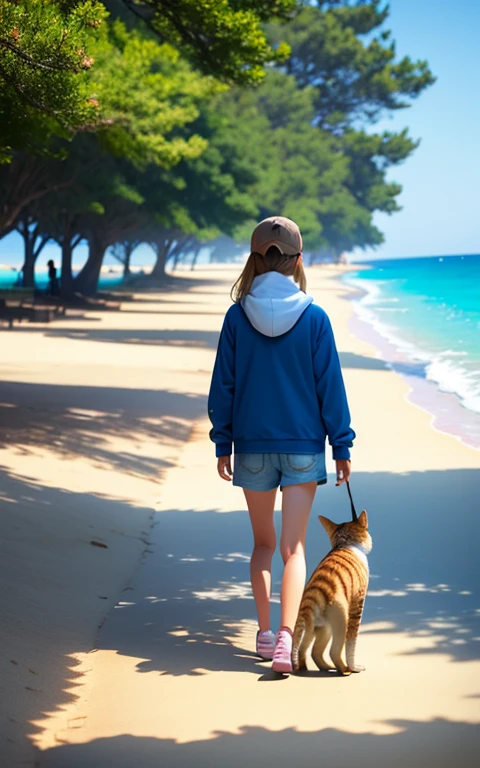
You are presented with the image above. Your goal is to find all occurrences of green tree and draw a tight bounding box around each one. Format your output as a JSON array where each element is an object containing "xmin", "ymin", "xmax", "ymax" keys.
[
  {"xmin": 270, "ymin": 2, "xmax": 435, "ymax": 130},
  {"xmin": 213, "ymin": 70, "xmax": 373, "ymax": 255},
  {"xmin": 0, "ymin": 16, "xmax": 215, "ymax": 239},
  {"xmin": 0, "ymin": 0, "xmax": 300, "ymax": 162},
  {"xmin": 0, "ymin": 0, "xmax": 106, "ymax": 161},
  {"xmin": 110, "ymin": 237, "xmax": 143, "ymax": 279},
  {"xmin": 15, "ymin": 205, "xmax": 51, "ymax": 288},
  {"xmin": 41, "ymin": 136, "xmax": 149, "ymax": 297},
  {"xmin": 129, "ymin": 94, "xmax": 263, "ymax": 280},
  {"xmin": 120, "ymin": 0, "xmax": 295, "ymax": 83},
  {"xmin": 0, "ymin": 152, "xmax": 74, "ymax": 236},
  {"xmin": 89, "ymin": 19, "xmax": 215, "ymax": 167},
  {"xmin": 263, "ymin": 2, "xmax": 435, "ymax": 258}
]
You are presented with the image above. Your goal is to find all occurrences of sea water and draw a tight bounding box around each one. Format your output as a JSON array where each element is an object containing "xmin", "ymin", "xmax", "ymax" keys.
[
  {"xmin": 0, "ymin": 268, "xmax": 123, "ymax": 291},
  {"xmin": 344, "ymin": 254, "xmax": 480, "ymax": 447}
]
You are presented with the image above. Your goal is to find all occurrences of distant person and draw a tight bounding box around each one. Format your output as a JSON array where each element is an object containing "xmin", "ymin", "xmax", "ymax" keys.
[
  {"xmin": 46, "ymin": 259, "xmax": 59, "ymax": 296},
  {"xmin": 208, "ymin": 216, "xmax": 356, "ymax": 673}
]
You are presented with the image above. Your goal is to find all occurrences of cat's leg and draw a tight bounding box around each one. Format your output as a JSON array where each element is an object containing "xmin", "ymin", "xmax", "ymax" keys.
[
  {"xmin": 328, "ymin": 604, "xmax": 350, "ymax": 675},
  {"xmin": 346, "ymin": 596, "xmax": 366, "ymax": 673},
  {"xmin": 293, "ymin": 617, "xmax": 313, "ymax": 671},
  {"xmin": 298, "ymin": 626, "xmax": 314, "ymax": 671},
  {"xmin": 311, "ymin": 624, "xmax": 334, "ymax": 671}
]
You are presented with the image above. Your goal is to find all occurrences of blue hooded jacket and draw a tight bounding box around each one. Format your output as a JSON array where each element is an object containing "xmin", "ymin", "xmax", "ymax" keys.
[{"xmin": 208, "ymin": 271, "xmax": 355, "ymax": 459}]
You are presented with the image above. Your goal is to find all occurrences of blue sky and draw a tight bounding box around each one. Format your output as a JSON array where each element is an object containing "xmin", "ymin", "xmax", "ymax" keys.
[
  {"xmin": 1, "ymin": 0, "xmax": 479, "ymax": 268},
  {"xmin": 352, "ymin": 0, "xmax": 480, "ymax": 260}
]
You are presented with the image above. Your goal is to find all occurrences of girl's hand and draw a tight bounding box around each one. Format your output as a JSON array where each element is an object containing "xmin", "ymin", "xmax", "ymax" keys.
[
  {"xmin": 335, "ymin": 459, "xmax": 351, "ymax": 486},
  {"xmin": 217, "ymin": 455, "xmax": 233, "ymax": 481}
]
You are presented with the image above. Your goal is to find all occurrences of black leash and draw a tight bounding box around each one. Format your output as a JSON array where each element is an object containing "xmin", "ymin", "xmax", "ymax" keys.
[{"xmin": 346, "ymin": 480, "xmax": 358, "ymax": 522}]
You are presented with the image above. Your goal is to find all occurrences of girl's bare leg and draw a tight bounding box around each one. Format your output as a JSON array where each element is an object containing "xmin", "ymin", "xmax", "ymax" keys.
[
  {"xmin": 280, "ymin": 482, "xmax": 317, "ymax": 631},
  {"xmin": 243, "ymin": 488, "xmax": 277, "ymax": 632}
]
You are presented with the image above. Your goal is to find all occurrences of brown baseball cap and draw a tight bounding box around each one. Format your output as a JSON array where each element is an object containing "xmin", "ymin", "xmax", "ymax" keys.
[{"xmin": 250, "ymin": 216, "xmax": 303, "ymax": 257}]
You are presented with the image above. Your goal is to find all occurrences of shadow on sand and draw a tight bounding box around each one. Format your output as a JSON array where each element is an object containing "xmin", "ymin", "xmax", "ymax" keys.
[
  {"xmin": 338, "ymin": 351, "xmax": 389, "ymax": 370},
  {"xmin": 38, "ymin": 719, "xmax": 479, "ymax": 768},
  {"xmin": 34, "ymin": 328, "xmax": 222, "ymax": 348},
  {"xmin": 0, "ymin": 381, "xmax": 206, "ymax": 478},
  {"xmin": 3, "ymin": 463, "xmax": 479, "ymax": 764},
  {"xmin": 80, "ymin": 468, "xmax": 480, "ymax": 682},
  {"xmin": 0, "ymin": 468, "xmax": 155, "ymax": 766}
]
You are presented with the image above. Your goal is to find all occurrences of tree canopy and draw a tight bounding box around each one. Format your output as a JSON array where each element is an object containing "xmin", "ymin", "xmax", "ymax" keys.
[
  {"xmin": 0, "ymin": 0, "xmax": 435, "ymax": 293},
  {"xmin": 119, "ymin": 0, "xmax": 295, "ymax": 83},
  {"xmin": 270, "ymin": 2, "xmax": 435, "ymax": 130},
  {"xmin": 0, "ymin": 0, "xmax": 106, "ymax": 161},
  {"xmin": 0, "ymin": 0, "xmax": 297, "ymax": 161}
]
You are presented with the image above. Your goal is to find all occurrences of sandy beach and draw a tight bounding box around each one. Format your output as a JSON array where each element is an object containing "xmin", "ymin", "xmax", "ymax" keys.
[{"xmin": 1, "ymin": 266, "xmax": 479, "ymax": 767}]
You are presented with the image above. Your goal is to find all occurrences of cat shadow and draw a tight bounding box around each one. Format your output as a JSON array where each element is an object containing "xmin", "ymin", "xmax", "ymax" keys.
[
  {"xmin": 292, "ymin": 668, "xmax": 346, "ymax": 679},
  {"xmin": 257, "ymin": 668, "xmax": 345, "ymax": 682}
]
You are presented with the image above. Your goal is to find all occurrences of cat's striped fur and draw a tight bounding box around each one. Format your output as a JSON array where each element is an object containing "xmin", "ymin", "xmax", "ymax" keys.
[{"xmin": 293, "ymin": 510, "xmax": 371, "ymax": 675}]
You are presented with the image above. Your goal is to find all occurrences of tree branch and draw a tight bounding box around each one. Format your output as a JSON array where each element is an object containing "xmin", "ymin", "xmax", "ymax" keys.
[
  {"xmin": 0, "ymin": 61, "xmax": 67, "ymax": 119},
  {"xmin": 33, "ymin": 235, "xmax": 50, "ymax": 260},
  {"xmin": 0, "ymin": 38, "xmax": 72, "ymax": 73}
]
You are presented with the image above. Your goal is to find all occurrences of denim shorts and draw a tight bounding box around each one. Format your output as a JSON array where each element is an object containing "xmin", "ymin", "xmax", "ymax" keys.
[{"xmin": 232, "ymin": 452, "xmax": 327, "ymax": 492}]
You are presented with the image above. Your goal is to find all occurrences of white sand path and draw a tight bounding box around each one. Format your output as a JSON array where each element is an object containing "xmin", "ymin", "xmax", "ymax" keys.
[{"xmin": 1, "ymin": 268, "xmax": 479, "ymax": 767}]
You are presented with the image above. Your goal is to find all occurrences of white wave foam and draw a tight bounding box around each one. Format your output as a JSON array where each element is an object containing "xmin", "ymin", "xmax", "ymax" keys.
[
  {"xmin": 345, "ymin": 275, "xmax": 480, "ymax": 415},
  {"xmin": 376, "ymin": 307, "xmax": 410, "ymax": 313},
  {"xmin": 426, "ymin": 358, "xmax": 480, "ymax": 414},
  {"xmin": 371, "ymin": 296, "xmax": 400, "ymax": 303},
  {"xmin": 438, "ymin": 350, "xmax": 468, "ymax": 357},
  {"xmin": 344, "ymin": 276, "xmax": 385, "ymax": 306}
]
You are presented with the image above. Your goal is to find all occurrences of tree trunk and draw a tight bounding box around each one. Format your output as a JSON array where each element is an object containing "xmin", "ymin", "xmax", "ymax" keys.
[
  {"xmin": 171, "ymin": 236, "xmax": 195, "ymax": 272},
  {"xmin": 21, "ymin": 238, "xmax": 36, "ymax": 288},
  {"xmin": 17, "ymin": 216, "xmax": 49, "ymax": 288},
  {"xmin": 123, "ymin": 243, "xmax": 133, "ymax": 279},
  {"xmin": 74, "ymin": 232, "xmax": 106, "ymax": 296},
  {"xmin": 171, "ymin": 249, "xmax": 181, "ymax": 271},
  {"xmin": 190, "ymin": 246, "xmax": 201, "ymax": 271},
  {"xmin": 60, "ymin": 240, "xmax": 74, "ymax": 298},
  {"xmin": 150, "ymin": 240, "xmax": 172, "ymax": 280},
  {"xmin": 151, "ymin": 249, "xmax": 169, "ymax": 279},
  {"xmin": 59, "ymin": 215, "xmax": 75, "ymax": 298}
]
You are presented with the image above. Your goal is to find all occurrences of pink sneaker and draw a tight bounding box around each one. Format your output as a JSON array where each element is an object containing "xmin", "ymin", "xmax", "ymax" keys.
[
  {"xmin": 272, "ymin": 628, "xmax": 293, "ymax": 673},
  {"xmin": 256, "ymin": 629, "xmax": 275, "ymax": 660}
]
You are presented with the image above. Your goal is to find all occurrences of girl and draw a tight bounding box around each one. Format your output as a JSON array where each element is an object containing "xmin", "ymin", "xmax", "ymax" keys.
[
  {"xmin": 47, "ymin": 259, "xmax": 59, "ymax": 296},
  {"xmin": 208, "ymin": 216, "xmax": 355, "ymax": 674}
]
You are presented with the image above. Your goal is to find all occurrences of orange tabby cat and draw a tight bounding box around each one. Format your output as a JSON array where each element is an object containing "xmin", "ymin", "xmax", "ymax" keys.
[{"xmin": 293, "ymin": 510, "xmax": 371, "ymax": 675}]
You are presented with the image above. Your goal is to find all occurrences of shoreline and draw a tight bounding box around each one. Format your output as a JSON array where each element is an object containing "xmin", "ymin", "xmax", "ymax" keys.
[{"xmin": 339, "ymin": 267, "xmax": 480, "ymax": 452}]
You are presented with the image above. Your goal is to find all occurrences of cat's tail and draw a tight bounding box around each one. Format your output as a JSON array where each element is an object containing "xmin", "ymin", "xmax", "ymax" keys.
[{"xmin": 292, "ymin": 615, "xmax": 306, "ymax": 670}]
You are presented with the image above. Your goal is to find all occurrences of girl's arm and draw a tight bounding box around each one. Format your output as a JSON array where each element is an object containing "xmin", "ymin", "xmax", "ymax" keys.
[
  {"xmin": 208, "ymin": 311, "xmax": 235, "ymax": 457},
  {"xmin": 313, "ymin": 315, "xmax": 356, "ymax": 459}
]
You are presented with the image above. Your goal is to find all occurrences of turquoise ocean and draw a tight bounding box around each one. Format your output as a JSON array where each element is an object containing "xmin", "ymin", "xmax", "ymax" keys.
[
  {"xmin": 0, "ymin": 267, "xmax": 123, "ymax": 291},
  {"xmin": 344, "ymin": 254, "xmax": 480, "ymax": 447}
]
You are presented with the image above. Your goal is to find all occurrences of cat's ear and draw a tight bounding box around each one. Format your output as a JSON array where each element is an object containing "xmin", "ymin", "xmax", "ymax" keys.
[
  {"xmin": 319, "ymin": 515, "xmax": 337, "ymax": 537},
  {"xmin": 357, "ymin": 510, "xmax": 368, "ymax": 529}
]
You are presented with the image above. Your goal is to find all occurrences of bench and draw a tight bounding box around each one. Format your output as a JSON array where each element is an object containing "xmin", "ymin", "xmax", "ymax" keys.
[
  {"xmin": 0, "ymin": 288, "xmax": 34, "ymax": 303},
  {"xmin": 0, "ymin": 298, "xmax": 55, "ymax": 328}
]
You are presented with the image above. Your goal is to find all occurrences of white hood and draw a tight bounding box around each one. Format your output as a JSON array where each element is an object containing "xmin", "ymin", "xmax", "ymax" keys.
[{"xmin": 241, "ymin": 272, "xmax": 314, "ymax": 337}]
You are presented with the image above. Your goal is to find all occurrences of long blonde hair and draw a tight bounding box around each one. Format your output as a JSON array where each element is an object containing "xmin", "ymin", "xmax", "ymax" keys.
[{"xmin": 231, "ymin": 246, "xmax": 307, "ymax": 303}]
